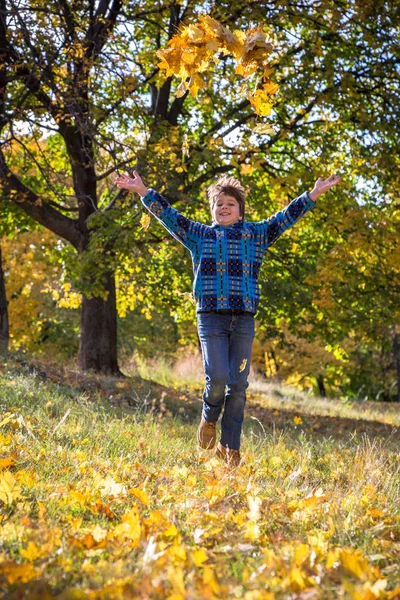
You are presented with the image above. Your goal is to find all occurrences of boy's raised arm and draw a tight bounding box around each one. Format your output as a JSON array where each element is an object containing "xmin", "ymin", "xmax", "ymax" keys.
[
  {"xmin": 255, "ymin": 173, "xmax": 341, "ymax": 249},
  {"xmin": 114, "ymin": 171, "xmax": 205, "ymax": 250}
]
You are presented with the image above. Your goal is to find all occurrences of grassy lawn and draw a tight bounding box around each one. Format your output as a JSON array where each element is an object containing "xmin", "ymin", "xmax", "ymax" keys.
[{"xmin": 0, "ymin": 357, "xmax": 399, "ymax": 599}]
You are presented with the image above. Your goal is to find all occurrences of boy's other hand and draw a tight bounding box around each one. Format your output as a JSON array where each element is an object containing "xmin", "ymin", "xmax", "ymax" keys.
[
  {"xmin": 309, "ymin": 173, "xmax": 341, "ymax": 201},
  {"xmin": 114, "ymin": 171, "xmax": 149, "ymax": 197}
]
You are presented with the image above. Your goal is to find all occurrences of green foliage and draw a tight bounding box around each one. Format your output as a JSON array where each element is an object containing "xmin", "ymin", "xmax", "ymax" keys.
[{"xmin": 1, "ymin": 0, "xmax": 399, "ymax": 389}]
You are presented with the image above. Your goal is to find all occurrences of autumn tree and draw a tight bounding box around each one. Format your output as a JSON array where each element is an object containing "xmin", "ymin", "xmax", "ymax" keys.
[{"xmin": 1, "ymin": 0, "xmax": 399, "ymax": 388}]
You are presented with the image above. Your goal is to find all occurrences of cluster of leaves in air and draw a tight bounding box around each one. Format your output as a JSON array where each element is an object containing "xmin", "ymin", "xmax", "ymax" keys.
[
  {"xmin": 157, "ymin": 16, "xmax": 278, "ymax": 128},
  {"xmin": 1, "ymin": 362, "xmax": 400, "ymax": 598}
]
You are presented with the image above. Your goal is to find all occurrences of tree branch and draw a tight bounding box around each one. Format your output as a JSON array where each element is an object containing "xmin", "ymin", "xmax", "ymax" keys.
[{"xmin": 0, "ymin": 150, "xmax": 81, "ymax": 249}]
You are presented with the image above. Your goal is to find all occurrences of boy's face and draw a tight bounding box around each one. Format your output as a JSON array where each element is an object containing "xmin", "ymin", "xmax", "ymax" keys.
[{"xmin": 212, "ymin": 193, "xmax": 242, "ymax": 226}]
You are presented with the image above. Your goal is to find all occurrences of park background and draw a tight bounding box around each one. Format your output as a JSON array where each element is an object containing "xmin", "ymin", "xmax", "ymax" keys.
[
  {"xmin": 0, "ymin": 0, "xmax": 399, "ymax": 403},
  {"xmin": 0, "ymin": 1, "xmax": 400, "ymax": 598}
]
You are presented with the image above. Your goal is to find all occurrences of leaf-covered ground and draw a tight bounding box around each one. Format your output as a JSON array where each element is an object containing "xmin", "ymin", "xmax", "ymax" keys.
[{"xmin": 0, "ymin": 358, "xmax": 399, "ymax": 599}]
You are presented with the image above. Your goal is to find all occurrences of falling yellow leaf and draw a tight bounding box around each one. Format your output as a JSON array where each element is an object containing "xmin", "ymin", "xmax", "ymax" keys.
[
  {"xmin": 294, "ymin": 416, "xmax": 303, "ymax": 425},
  {"xmin": 0, "ymin": 471, "xmax": 22, "ymax": 505},
  {"xmin": 253, "ymin": 123, "xmax": 276, "ymax": 135},
  {"xmin": 263, "ymin": 80, "xmax": 279, "ymax": 94},
  {"xmin": 248, "ymin": 89, "xmax": 272, "ymax": 117},
  {"xmin": 240, "ymin": 164, "xmax": 255, "ymax": 175},
  {"xmin": 239, "ymin": 358, "xmax": 248, "ymax": 372},
  {"xmin": 157, "ymin": 16, "xmax": 277, "ymax": 117},
  {"xmin": 140, "ymin": 212, "xmax": 151, "ymax": 231}
]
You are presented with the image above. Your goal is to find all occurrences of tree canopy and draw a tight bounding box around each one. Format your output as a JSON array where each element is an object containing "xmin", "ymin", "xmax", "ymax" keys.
[{"xmin": 0, "ymin": 0, "xmax": 399, "ymax": 397}]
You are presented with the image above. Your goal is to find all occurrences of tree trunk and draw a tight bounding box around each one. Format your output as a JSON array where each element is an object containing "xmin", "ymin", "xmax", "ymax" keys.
[
  {"xmin": 317, "ymin": 374, "xmax": 326, "ymax": 397},
  {"xmin": 393, "ymin": 330, "xmax": 400, "ymax": 402},
  {"xmin": 78, "ymin": 271, "xmax": 121, "ymax": 375},
  {"xmin": 0, "ymin": 242, "xmax": 9, "ymax": 356}
]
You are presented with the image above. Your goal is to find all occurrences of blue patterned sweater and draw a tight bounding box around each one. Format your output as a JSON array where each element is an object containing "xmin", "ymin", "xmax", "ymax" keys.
[{"xmin": 141, "ymin": 189, "xmax": 316, "ymax": 314}]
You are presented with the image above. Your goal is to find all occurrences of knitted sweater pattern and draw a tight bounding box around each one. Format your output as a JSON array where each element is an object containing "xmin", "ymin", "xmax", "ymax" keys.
[{"xmin": 141, "ymin": 189, "xmax": 316, "ymax": 314}]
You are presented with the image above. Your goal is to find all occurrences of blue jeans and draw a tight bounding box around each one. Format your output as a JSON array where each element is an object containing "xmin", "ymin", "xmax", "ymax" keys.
[{"xmin": 197, "ymin": 311, "xmax": 255, "ymax": 450}]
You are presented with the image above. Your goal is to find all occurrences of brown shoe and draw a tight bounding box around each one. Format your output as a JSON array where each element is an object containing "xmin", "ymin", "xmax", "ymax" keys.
[
  {"xmin": 197, "ymin": 418, "xmax": 217, "ymax": 449},
  {"xmin": 215, "ymin": 442, "xmax": 241, "ymax": 468}
]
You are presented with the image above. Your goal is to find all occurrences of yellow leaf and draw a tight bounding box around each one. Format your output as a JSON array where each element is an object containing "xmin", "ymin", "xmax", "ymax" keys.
[
  {"xmin": 253, "ymin": 123, "xmax": 276, "ymax": 135},
  {"xmin": 294, "ymin": 416, "xmax": 303, "ymax": 425},
  {"xmin": 0, "ymin": 413, "xmax": 19, "ymax": 428},
  {"xmin": 186, "ymin": 24, "xmax": 205, "ymax": 42},
  {"xmin": 248, "ymin": 89, "xmax": 272, "ymax": 117},
  {"xmin": 167, "ymin": 565, "xmax": 185, "ymax": 594},
  {"xmin": 191, "ymin": 548, "xmax": 208, "ymax": 567},
  {"xmin": 340, "ymin": 548, "xmax": 370, "ymax": 579},
  {"xmin": 163, "ymin": 523, "xmax": 179, "ymax": 540},
  {"xmin": 181, "ymin": 49, "xmax": 196, "ymax": 65},
  {"xmin": 388, "ymin": 585, "xmax": 400, "ymax": 599},
  {"xmin": 140, "ymin": 213, "xmax": 151, "ymax": 231},
  {"xmin": 188, "ymin": 73, "xmax": 206, "ymax": 97},
  {"xmin": 114, "ymin": 507, "xmax": 141, "ymax": 547},
  {"xmin": 244, "ymin": 521, "xmax": 260, "ymax": 541},
  {"xmin": 367, "ymin": 508, "xmax": 385, "ymax": 519},
  {"xmin": 244, "ymin": 592, "xmax": 275, "ymax": 600},
  {"xmin": 0, "ymin": 561, "xmax": 38, "ymax": 584},
  {"xmin": 287, "ymin": 567, "xmax": 309, "ymax": 592},
  {"xmin": 128, "ymin": 487, "xmax": 150, "ymax": 505},
  {"xmin": 263, "ymin": 80, "xmax": 279, "ymax": 95},
  {"xmin": 0, "ymin": 471, "xmax": 22, "ymax": 505},
  {"xmin": 203, "ymin": 564, "xmax": 220, "ymax": 594},
  {"xmin": 20, "ymin": 541, "xmax": 42, "ymax": 562},
  {"xmin": 176, "ymin": 80, "xmax": 188, "ymax": 98},
  {"xmin": 239, "ymin": 358, "xmax": 248, "ymax": 372},
  {"xmin": 0, "ymin": 456, "xmax": 15, "ymax": 469}
]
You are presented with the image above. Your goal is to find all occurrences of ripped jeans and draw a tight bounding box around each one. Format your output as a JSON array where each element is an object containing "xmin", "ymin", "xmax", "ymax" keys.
[{"xmin": 197, "ymin": 311, "xmax": 255, "ymax": 450}]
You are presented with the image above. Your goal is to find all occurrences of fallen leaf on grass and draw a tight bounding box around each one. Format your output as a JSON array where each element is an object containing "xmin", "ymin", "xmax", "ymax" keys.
[{"xmin": 0, "ymin": 471, "xmax": 22, "ymax": 505}]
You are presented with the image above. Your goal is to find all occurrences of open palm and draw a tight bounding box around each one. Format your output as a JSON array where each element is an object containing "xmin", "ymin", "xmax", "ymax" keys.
[{"xmin": 313, "ymin": 174, "xmax": 341, "ymax": 194}]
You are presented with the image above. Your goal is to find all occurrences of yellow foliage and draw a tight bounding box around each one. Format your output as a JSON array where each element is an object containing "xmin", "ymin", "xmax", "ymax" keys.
[
  {"xmin": 157, "ymin": 16, "xmax": 278, "ymax": 117},
  {"xmin": 0, "ymin": 561, "xmax": 39, "ymax": 584}
]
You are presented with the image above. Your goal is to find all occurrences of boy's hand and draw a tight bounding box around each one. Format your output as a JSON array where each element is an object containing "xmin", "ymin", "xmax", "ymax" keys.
[
  {"xmin": 309, "ymin": 174, "xmax": 341, "ymax": 201},
  {"xmin": 114, "ymin": 171, "xmax": 149, "ymax": 197}
]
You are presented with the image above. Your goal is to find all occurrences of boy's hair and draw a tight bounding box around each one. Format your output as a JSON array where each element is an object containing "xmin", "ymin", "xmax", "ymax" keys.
[{"xmin": 207, "ymin": 175, "xmax": 246, "ymax": 219}]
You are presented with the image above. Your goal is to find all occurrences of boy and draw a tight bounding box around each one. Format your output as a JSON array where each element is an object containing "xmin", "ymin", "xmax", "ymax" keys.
[{"xmin": 115, "ymin": 171, "xmax": 340, "ymax": 467}]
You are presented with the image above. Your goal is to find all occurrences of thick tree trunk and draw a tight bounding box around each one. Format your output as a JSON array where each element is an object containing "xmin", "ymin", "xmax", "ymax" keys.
[
  {"xmin": 0, "ymin": 242, "xmax": 9, "ymax": 356},
  {"xmin": 78, "ymin": 271, "xmax": 121, "ymax": 375}
]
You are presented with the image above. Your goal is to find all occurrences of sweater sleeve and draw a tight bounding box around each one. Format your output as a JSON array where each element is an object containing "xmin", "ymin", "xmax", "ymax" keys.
[
  {"xmin": 253, "ymin": 191, "xmax": 316, "ymax": 250},
  {"xmin": 141, "ymin": 188, "xmax": 206, "ymax": 251}
]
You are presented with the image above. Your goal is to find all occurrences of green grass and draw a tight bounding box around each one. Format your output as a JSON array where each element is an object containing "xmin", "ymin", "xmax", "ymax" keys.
[{"xmin": 0, "ymin": 358, "xmax": 399, "ymax": 599}]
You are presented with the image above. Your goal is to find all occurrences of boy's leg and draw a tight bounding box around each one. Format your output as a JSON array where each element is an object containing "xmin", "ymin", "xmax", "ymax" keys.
[
  {"xmin": 197, "ymin": 313, "xmax": 230, "ymax": 423},
  {"xmin": 220, "ymin": 314, "xmax": 255, "ymax": 451}
]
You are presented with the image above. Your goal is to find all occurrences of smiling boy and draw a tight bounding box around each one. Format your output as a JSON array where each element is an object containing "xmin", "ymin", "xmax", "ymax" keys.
[{"xmin": 115, "ymin": 171, "xmax": 340, "ymax": 467}]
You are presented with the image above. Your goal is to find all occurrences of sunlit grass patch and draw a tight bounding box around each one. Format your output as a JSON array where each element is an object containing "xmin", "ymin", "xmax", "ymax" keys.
[{"xmin": 1, "ymin": 360, "xmax": 399, "ymax": 598}]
